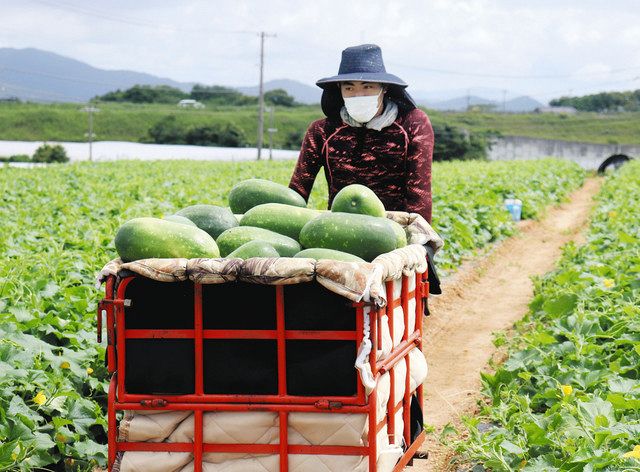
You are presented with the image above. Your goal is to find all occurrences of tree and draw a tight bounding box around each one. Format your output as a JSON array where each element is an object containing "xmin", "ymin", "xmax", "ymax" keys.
[
  {"xmin": 190, "ymin": 84, "xmax": 257, "ymax": 106},
  {"xmin": 96, "ymin": 85, "xmax": 188, "ymax": 104},
  {"xmin": 550, "ymin": 89, "xmax": 640, "ymax": 112},
  {"xmin": 264, "ymin": 89, "xmax": 298, "ymax": 107},
  {"xmin": 432, "ymin": 125, "xmax": 493, "ymax": 161}
]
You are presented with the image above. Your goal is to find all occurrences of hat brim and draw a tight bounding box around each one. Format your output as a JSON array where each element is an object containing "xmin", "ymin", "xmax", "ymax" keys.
[{"xmin": 316, "ymin": 72, "xmax": 407, "ymax": 88}]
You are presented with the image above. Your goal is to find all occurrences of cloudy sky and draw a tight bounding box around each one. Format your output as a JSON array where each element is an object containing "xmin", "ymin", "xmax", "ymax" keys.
[{"xmin": 2, "ymin": 0, "xmax": 640, "ymax": 101}]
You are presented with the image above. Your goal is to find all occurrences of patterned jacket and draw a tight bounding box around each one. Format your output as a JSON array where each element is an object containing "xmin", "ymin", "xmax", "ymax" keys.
[{"xmin": 289, "ymin": 107, "xmax": 434, "ymax": 223}]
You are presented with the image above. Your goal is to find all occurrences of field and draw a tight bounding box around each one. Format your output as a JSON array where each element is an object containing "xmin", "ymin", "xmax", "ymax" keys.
[
  {"xmin": 0, "ymin": 158, "xmax": 586, "ymax": 470},
  {"xmin": 1, "ymin": 101, "xmax": 640, "ymax": 147},
  {"xmin": 456, "ymin": 160, "xmax": 640, "ymax": 471}
]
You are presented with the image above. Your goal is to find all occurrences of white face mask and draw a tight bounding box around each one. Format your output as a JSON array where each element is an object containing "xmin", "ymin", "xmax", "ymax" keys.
[{"xmin": 343, "ymin": 91, "xmax": 382, "ymax": 123}]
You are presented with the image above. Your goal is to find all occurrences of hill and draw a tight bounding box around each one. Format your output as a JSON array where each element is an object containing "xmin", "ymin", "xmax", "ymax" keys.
[
  {"xmin": 0, "ymin": 47, "xmax": 194, "ymax": 102},
  {"xmin": 421, "ymin": 95, "xmax": 543, "ymax": 112},
  {"xmin": 0, "ymin": 48, "xmax": 321, "ymax": 104}
]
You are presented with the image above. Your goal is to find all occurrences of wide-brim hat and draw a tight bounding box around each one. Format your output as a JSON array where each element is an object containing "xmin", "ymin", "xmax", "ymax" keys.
[
  {"xmin": 316, "ymin": 44, "xmax": 416, "ymax": 119},
  {"xmin": 316, "ymin": 44, "xmax": 408, "ymax": 88}
]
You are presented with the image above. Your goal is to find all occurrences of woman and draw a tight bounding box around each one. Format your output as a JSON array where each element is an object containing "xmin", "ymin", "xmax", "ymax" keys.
[{"xmin": 289, "ymin": 44, "xmax": 434, "ymax": 223}]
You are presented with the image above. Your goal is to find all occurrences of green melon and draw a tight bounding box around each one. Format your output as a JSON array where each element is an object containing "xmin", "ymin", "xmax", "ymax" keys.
[
  {"xmin": 163, "ymin": 214, "xmax": 198, "ymax": 227},
  {"xmin": 228, "ymin": 179, "xmax": 306, "ymax": 214},
  {"xmin": 175, "ymin": 204, "xmax": 238, "ymax": 239},
  {"xmin": 299, "ymin": 212, "xmax": 396, "ymax": 262},
  {"xmin": 240, "ymin": 203, "xmax": 322, "ymax": 240},
  {"xmin": 216, "ymin": 226, "xmax": 301, "ymax": 257},
  {"xmin": 294, "ymin": 248, "xmax": 365, "ymax": 262},
  {"xmin": 228, "ymin": 240, "xmax": 280, "ymax": 259},
  {"xmin": 331, "ymin": 184, "xmax": 386, "ymax": 217},
  {"xmin": 115, "ymin": 217, "xmax": 219, "ymax": 262}
]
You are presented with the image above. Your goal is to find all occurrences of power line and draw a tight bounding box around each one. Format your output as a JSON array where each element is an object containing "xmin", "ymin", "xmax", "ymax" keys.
[
  {"xmin": 28, "ymin": 0, "xmax": 256, "ymax": 35},
  {"xmin": 388, "ymin": 61, "xmax": 640, "ymax": 80}
]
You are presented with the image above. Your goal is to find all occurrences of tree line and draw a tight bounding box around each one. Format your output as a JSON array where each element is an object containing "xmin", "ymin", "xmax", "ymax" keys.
[
  {"xmin": 96, "ymin": 84, "xmax": 300, "ymax": 107},
  {"xmin": 550, "ymin": 89, "xmax": 640, "ymax": 112}
]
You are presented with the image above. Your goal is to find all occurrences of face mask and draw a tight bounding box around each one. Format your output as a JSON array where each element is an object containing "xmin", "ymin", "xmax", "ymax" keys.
[{"xmin": 343, "ymin": 91, "xmax": 382, "ymax": 123}]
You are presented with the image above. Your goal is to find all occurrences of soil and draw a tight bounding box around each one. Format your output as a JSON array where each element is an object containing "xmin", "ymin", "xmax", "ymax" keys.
[{"xmin": 408, "ymin": 177, "xmax": 603, "ymax": 472}]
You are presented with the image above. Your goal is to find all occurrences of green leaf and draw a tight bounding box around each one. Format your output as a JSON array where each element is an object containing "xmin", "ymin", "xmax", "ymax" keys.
[
  {"xmin": 543, "ymin": 293, "xmax": 578, "ymax": 317},
  {"xmin": 577, "ymin": 399, "xmax": 616, "ymax": 427},
  {"xmin": 500, "ymin": 439, "xmax": 524, "ymax": 455}
]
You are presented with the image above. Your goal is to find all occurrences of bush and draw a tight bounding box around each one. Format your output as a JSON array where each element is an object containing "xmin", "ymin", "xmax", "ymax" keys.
[
  {"xmin": 0, "ymin": 154, "xmax": 32, "ymax": 162},
  {"xmin": 217, "ymin": 124, "xmax": 246, "ymax": 147},
  {"xmin": 283, "ymin": 130, "xmax": 304, "ymax": 150},
  {"xmin": 149, "ymin": 117, "xmax": 247, "ymax": 147},
  {"xmin": 185, "ymin": 123, "xmax": 246, "ymax": 147},
  {"xmin": 9, "ymin": 154, "xmax": 31, "ymax": 162},
  {"xmin": 433, "ymin": 124, "xmax": 493, "ymax": 161},
  {"xmin": 32, "ymin": 144, "xmax": 69, "ymax": 163},
  {"xmin": 148, "ymin": 116, "xmax": 187, "ymax": 144}
]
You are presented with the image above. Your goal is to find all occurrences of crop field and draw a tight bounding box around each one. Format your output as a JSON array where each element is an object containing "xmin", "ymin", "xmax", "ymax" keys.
[
  {"xmin": 457, "ymin": 160, "xmax": 640, "ymax": 471},
  {"xmin": 0, "ymin": 158, "xmax": 585, "ymax": 470}
]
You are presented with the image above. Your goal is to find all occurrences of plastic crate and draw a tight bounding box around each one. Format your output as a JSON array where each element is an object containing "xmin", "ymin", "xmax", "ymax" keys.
[{"xmin": 98, "ymin": 265, "xmax": 429, "ymax": 472}]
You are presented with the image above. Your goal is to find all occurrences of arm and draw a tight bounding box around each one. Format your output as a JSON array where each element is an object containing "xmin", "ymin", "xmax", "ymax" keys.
[
  {"xmin": 289, "ymin": 120, "xmax": 324, "ymax": 202},
  {"xmin": 404, "ymin": 109, "xmax": 434, "ymax": 223}
]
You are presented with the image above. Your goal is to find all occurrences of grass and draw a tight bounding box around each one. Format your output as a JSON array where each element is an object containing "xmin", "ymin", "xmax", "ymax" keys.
[{"xmin": 0, "ymin": 101, "xmax": 639, "ymax": 146}]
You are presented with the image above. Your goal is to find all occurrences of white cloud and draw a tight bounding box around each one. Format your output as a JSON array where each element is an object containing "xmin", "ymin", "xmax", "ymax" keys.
[{"xmin": 2, "ymin": 0, "xmax": 640, "ymax": 101}]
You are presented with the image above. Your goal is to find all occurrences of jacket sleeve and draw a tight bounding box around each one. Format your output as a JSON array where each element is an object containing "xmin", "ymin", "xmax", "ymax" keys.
[
  {"xmin": 289, "ymin": 121, "xmax": 324, "ymax": 202},
  {"xmin": 404, "ymin": 110, "xmax": 434, "ymax": 223}
]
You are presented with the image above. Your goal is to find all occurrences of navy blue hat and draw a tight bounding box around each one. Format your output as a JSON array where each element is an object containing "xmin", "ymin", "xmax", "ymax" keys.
[
  {"xmin": 317, "ymin": 44, "xmax": 416, "ymax": 120},
  {"xmin": 316, "ymin": 44, "xmax": 408, "ymax": 88}
]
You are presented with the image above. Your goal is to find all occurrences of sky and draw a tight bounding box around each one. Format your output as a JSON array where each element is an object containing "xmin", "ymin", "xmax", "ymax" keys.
[{"xmin": 2, "ymin": 0, "xmax": 640, "ymax": 102}]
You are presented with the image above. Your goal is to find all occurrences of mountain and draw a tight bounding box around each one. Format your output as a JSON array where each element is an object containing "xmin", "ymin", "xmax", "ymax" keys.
[
  {"xmin": 236, "ymin": 79, "xmax": 321, "ymax": 104},
  {"xmin": 0, "ymin": 47, "xmax": 194, "ymax": 102},
  {"xmin": 418, "ymin": 94, "xmax": 544, "ymax": 112},
  {"xmin": 0, "ymin": 48, "xmax": 321, "ymax": 105}
]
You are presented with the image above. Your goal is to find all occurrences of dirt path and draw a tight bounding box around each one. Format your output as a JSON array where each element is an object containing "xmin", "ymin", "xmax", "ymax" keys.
[{"xmin": 409, "ymin": 177, "xmax": 602, "ymax": 472}]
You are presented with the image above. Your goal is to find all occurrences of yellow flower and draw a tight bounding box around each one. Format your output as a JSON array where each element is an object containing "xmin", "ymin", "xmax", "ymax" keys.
[
  {"xmin": 11, "ymin": 452, "xmax": 17, "ymax": 461},
  {"xmin": 624, "ymin": 445, "xmax": 640, "ymax": 459},
  {"xmin": 33, "ymin": 391, "xmax": 47, "ymax": 405},
  {"xmin": 60, "ymin": 361, "xmax": 70, "ymax": 369},
  {"xmin": 561, "ymin": 385, "xmax": 573, "ymax": 396},
  {"xmin": 608, "ymin": 210, "xmax": 617, "ymax": 218},
  {"xmin": 603, "ymin": 279, "xmax": 615, "ymax": 288},
  {"xmin": 86, "ymin": 367, "xmax": 94, "ymax": 375}
]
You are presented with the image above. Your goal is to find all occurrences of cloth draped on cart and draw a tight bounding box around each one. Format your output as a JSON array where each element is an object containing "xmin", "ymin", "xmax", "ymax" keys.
[{"xmin": 97, "ymin": 212, "xmax": 443, "ymax": 308}]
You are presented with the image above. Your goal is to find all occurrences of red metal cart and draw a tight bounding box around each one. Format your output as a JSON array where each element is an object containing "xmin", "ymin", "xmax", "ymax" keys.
[{"xmin": 98, "ymin": 262, "xmax": 429, "ymax": 472}]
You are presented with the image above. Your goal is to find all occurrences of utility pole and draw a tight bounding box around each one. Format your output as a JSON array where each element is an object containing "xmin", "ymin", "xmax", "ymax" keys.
[
  {"xmin": 81, "ymin": 105, "xmax": 100, "ymax": 161},
  {"xmin": 266, "ymin": 106, "xmax": 278, "ymax": 160},
  {"xmin": 257, "ymin": 31, "xmax": 276, "ymax": 160}
]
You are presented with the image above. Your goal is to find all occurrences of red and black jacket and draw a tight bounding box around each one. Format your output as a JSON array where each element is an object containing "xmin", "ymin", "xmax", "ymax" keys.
[{"xmin": 289, "ymin": 107, "xmax": 434, "ymax": 223}]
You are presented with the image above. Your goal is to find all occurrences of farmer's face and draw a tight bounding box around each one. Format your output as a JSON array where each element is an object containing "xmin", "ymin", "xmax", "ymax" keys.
[
  {"xmin": 339, "ymin": 81, "xmax": 384, "ymax": 98},
  {"xmin": 339, "ymin": 81, "xmax": 385, "ymax": 116}
]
